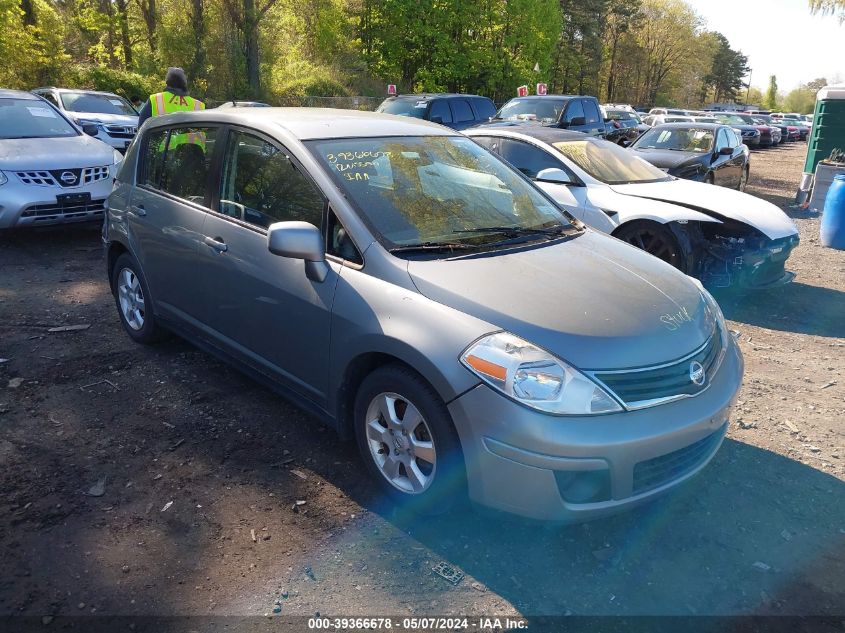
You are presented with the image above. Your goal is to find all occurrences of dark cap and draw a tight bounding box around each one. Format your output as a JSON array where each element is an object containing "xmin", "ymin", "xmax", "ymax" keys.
[{"xmin": 165, "ymin": 67, "xmax": 188, "ymax": 93}]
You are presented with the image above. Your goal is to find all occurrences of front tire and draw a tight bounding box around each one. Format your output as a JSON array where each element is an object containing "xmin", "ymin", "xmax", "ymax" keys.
[
  {"xmin": 111, "ymin": 252, "xmax": 166, "ymax": 344},
  {"xmin": 614, "ymin": 221, "xmax": 686, "ymax": 271},
  {"xmin": 354, "ymin": 364, "xmax": 466, "ymax": 515},
  {"xmin": 738, "ymin": 166, "xmax": 749, "ymax": 192}
]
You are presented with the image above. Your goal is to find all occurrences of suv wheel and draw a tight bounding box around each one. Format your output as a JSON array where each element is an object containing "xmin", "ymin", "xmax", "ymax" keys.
[
  {"xmin": 354, "ymin": 364, "xmax": 466, "ymax": 514},
  {"xmin": 112, "ymin": 253, "xmax": 166, "ymax": 344}
]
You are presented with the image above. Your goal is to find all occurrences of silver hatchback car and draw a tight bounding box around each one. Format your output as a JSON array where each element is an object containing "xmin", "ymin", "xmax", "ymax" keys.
[
  {"xmin": 0, "ymin": 89, "xmax": 123, "ymax": 230},
  {"xmin": 105, "ymin": 108, "xmax": 743, "ymax": 521}
]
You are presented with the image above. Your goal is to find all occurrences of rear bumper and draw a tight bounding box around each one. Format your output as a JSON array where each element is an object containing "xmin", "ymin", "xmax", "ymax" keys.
[{"xmin": 447, "ymin": 340, "xmax": 743, "ymax": 522}]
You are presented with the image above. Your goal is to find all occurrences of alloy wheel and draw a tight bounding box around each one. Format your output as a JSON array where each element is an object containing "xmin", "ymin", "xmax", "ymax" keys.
[
  {"xmin": 364, "ymin": 392, "xmax": 436, "ymax": 494},
  {"xmin": 117, "ymin": 267, "xmax": 145, "ymax": 331},
  {"xmin": 620, "ymin": 227, "xmax": 682, "ymax": 268}
]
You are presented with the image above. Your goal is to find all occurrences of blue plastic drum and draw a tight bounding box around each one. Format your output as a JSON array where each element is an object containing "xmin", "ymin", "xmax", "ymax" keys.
[{"xmin": 821, "ymin": 174, "xmax": 845, "ymax": 250}]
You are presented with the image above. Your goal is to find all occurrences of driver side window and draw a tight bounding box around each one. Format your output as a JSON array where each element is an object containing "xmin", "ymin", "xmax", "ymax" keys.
[
  {"xmin": 218, "ymin": 131, "xmax": 324, "ymax": 230},
  {"xmin": 563, "ymin": 99, "xmax": 584, "ymax": 124},
  {"xmin": 715, "ymin": 129, "xmax": 730, "ymax": 151},
  {"xmin": 499, "ymin": 139, "xmax": 568, "ymax": 180}
]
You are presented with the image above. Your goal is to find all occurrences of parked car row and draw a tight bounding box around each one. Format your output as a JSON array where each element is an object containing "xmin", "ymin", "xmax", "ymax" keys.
[{"xmin": 3, "ymin": 88, "xmax": 804, "ymax": 522}]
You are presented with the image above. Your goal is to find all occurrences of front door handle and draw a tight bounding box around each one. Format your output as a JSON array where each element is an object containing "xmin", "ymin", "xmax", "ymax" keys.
[
  {"xmin": 203, "ymin": 236, "xmax": 228, "ymax": 253},
  {"xmin": 129, "ymin": 204, "xmax": 146, "ymax": 217}
]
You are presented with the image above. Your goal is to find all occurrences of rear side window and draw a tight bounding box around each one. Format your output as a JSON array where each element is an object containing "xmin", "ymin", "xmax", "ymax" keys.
[
  {"xmin": 217, "ymin": 130, "xmax": 324, "ymax": 230},
  {"xmin": 583, "ymin": 99, "xmax": 601, "ymax": 124},
  {"xmin": 429, "ymin": 100, "xmax": 452, "ymax": 124},
  {"xmin": 471, "ymin": 98, "xmax": 496, "ymax": 120},
  {"xmin": 141, "ymin": 127, "xmax": 217, "ymax": 204},
  {"xmin": 450, "ymin": 99, "xmax": 475, "ymax": 123},
  {"xmin": 564, "ymin": 99, "xmax": 584, "ymax": 124},
  {"xmin": 40, "ymin": 92, "xmax": 60, "ymax": 107}
]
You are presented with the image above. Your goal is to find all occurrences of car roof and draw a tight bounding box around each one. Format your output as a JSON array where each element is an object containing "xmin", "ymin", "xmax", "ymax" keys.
[
  {"xmin": 504, "ymin": 95, "xmax": 584, "ymax": 100},
  {"xmin": 0, "ymin": 89, "xmax": 39, "ymax": 100},
  {"xmin": 33, "ymin": 87, "xmax": 123, "ymax": 97},
  {"xmin": 387, "ymin": 93, "xmax": 491, "ymax": 100},
  {"xmin": 465, "ymin": 125, "xmax": 589, "ymax": 144},
  {"xmin": 650, "ymin": 122, "xmax": 722, "ymax": 130},
  {"xmin": 143, "ymin": 107, "xmax": 456, "ymax": 140}
]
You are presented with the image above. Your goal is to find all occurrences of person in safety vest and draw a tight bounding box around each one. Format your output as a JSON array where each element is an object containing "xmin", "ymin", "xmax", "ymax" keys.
[{"xmin": 137, "ymin": 67, "xmax": 204, "ymax": 127}]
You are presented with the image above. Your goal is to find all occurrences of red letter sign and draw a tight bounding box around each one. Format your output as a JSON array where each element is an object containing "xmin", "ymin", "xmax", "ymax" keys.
[
  {"xmin": 536, "ymin": 82, "xmax": 547, "ymax": 96},
  {"xmin": 387, "ymin": 84, "xmax": 397, "ymax": 95},
  {"xmin": 517, "ymin": 85, "xmax": 528, "ymax": 97}
]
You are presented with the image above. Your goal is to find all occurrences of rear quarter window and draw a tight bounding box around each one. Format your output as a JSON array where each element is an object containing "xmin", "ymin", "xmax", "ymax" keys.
[{"xmin": 471, "ymin": 98, "xmax": 496, "ymax": 120}]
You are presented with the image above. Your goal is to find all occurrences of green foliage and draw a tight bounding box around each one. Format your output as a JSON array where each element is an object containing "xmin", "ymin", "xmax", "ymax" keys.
[
  {"xmin": 783, "ymin": 86, "xmax": 817, "ymax": 114},
  {"xmin": 765, "ymin": 75, "xmax": 779, "ymax": 110},
  {"xmin": 702, "ymin": 32, "xmax": 749, "ymax": 103},
  {"xmin": 0, "ymin": 0, "xmax": 755, "ymax": 110}
]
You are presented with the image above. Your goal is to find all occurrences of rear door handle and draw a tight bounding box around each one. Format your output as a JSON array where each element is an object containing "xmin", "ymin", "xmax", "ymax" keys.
[
  {"xmin": 203, "ymin": 236, "xmax": 228, "ymax": 253},
  {"xmin": 129, "ymin": 204, "xmax": 146, "ymax": 217}
]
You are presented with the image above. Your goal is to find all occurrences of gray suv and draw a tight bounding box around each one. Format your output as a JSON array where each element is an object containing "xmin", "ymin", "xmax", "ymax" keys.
[{"xmin": 105, "ymin": 108, "xmax": 743, "ymax": 521}]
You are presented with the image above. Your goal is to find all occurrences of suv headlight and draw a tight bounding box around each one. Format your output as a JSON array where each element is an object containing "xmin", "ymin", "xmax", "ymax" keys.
[
  {"xmin": 0, "ymin": 172, "xmax": 7, "ymax": 186},
  {"xmin": 75, "ymin": 118, "xmax": 101, "ymax": 129},
  {"xmin": 112, "ymin": 149, "xmax": 124, "ymax": 165},
  {"xmin": 461, "ymin": 332, "xmax": 623, "ymax": 415}
]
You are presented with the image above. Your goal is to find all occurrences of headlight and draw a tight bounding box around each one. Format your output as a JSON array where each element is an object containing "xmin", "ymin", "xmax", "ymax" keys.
[
  {"xmin": 0, "ymin": 172, "xmax": 7, "ymax": 186},
  {"xmin": 460, "ymin": 332, "xmax": 623, "ymax": 415},
  {"xmin": 113, "ymin": 149, "xmax": 124, "ymax": 165},
  {"xmin": 75, "ymin": 118, "xmax": 101, "ymax": 129}
]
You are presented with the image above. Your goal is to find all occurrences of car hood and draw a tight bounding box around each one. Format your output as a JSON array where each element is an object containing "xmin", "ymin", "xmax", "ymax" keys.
[
  {"xmin": 67, "ymin": 112, "xmax": 138, "ymax": 125},
  {"xmin": 629, "ymin": 148, "xmax": 704, "ymax": 169},
  {"xmin": 0, "ymin": 135, "xmax": 115, "ymax": 170},
  {"xmin": 407, "ymin": 231, "xmax": 715, "ymax": 370},
  {"xmin": 609, "ymin": 179, "xmax": 798, "ymax": 240}
]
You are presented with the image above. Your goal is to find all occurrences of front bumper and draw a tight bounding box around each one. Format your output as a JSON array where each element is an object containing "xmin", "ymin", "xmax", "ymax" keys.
[
  {"xmin": 0, "ymin": 175, "xmax": 112, "ymax": 229},
  {"xmin": 447, "ymin": 339, "xmax": 743, "ymax": 521},
  {"xmin": 699, "ymin": 233, "xmax": 800, "ymax": 289}
]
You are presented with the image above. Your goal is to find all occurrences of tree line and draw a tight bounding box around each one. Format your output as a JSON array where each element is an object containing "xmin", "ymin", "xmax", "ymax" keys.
[{"xmin": 0, "ymin": 0, "xmax": 761, "ymax": 107}]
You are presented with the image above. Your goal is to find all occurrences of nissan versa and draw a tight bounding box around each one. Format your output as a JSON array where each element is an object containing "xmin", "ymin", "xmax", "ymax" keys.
[{"xmin": 104, "ymin": 108, "xmax": 743, "ymax": 521}]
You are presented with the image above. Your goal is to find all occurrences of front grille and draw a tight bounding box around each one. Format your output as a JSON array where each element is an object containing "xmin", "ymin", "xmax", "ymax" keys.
[
  {"xmin": 632, "ymin": 425, "xmax": 725, "ymax": 494},
  {"xmin": 21, "ymin": 199, "xmax": 106, "ymax": 219},
  {"xmin": 593, "ymin": 332, "xmax": 723, "ymax": 408},
  {"xmin": 103, "ymin": 124, "xmax": 137, "ymax": 138},
  {"xmin": 15, "ymin": 167, "xmax": 110, "ymax": 188}
]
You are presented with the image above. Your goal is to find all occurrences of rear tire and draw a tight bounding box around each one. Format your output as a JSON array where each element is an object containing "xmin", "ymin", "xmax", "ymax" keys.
[
  {"xmin": 354, "ymin": 364, "xmax": 466, "ymax": 515},
  {"xmin": 614, "ymin": 221, "xmax": 686, "ymax": 272},
  {"xmin": 111, "ymin": 252, "xmax": 166, "ymax": 344}
]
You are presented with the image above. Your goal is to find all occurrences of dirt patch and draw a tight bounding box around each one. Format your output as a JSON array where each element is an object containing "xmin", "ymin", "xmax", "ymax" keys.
[{"xmin": 0, "ymin": 142, "xmax": 842, "ymax": 619}]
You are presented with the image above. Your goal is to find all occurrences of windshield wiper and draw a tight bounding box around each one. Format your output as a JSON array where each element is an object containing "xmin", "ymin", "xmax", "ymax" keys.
[
  {"xmin": 455, "ymin": 225, "xmax": 573, "ymax": 239},
  {"xmin": 389, "ymin": 242, "xmax": 483, "ymax": 254}
]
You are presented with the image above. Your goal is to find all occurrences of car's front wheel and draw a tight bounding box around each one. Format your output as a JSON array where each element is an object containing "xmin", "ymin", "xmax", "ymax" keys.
[
  {"xmin": 738, "ymin": 166, "xmax": 749, "ymax": 192},
  {"xmin": 111, "ymin": 252, "xmax": 166, "ymax": 344},
  {"xmin": 354, "ymin": 364, "xmax": 466, "ymax": 514},
  {"xmin": 614, "ymin": 220, "xmax": 686, "ymax": 272}
]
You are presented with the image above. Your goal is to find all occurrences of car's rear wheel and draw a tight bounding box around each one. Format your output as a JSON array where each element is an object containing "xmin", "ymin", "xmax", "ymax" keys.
[
  {"xmin": 614, "ymin": 221, "xmax": 686, "ymax": 271},
  {"xmin": 738, "ymin": 166, "xmax": 749, "ymax": 192},
  {"xmin": 354, "ymin": 364, "xmax": 466, "ymax": 514},
  {"xmin": 111, "ymin": 252, "xmax": 166, "ymax": 344}
]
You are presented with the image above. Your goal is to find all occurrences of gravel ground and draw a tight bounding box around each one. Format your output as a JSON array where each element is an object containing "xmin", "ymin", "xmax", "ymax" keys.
[{"xmin": 0, "ymin": 141, "xmax": 842, "ymax": 623}]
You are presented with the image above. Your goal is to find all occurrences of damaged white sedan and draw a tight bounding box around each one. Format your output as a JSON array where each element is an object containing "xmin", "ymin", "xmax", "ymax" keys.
[{"xmin": 466, "ymin": 126, "xmax": 799, "ymax": 289}]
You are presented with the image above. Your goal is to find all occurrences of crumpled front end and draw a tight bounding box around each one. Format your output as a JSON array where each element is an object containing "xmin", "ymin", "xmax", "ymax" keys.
[{"xmin": 682, "ymin": 220, "xmax": 800, "ymax": 289}]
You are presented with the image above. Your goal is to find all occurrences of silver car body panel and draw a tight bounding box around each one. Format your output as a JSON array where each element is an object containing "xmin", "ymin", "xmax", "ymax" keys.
[{"xmin": 106, "ymin": 108, "xmax": 743, "ymax": 520}]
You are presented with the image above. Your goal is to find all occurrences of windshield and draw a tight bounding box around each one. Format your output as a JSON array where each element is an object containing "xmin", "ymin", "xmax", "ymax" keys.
[
  {"xmin": 376, "ymin": 99, "xmax": 427, "ymax": 119},
  {"xmin": 0, "ymin": 98, "xmax": 78, "ymax": 139},
  {"xmin": 59, "ymin": 92, "xmax": 137, "ymax": 116},
  {"xmin": 495, "ymin": 98, "xmax": 567, "ymax": 123},
  {"xmin": 307, "ymin": 136, "xmax": 573, "ymax": 250},
  {"xmin": 715, "ymin": 114, "xmax": 748, "ymax": 125},
  {"xmin": 635, "ymin": 127, "xmax": 714, "ymax": 153},
  {"xmin": 553, "ymin": 139, "xmax": 671, "ymax": 184}
]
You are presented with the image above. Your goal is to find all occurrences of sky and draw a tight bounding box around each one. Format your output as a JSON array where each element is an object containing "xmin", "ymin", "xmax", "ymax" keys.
[{"xmin": 685, "ymin": 0, "xmax": 842, "ymax": 93}]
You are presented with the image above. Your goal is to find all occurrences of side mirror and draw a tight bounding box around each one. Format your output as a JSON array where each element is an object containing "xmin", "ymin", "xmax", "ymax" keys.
[
  {"xmin": 535, "ymin": 168, "xmax": 573, "ymax": 184},
  {"xmin": 718, "ymin": 146, "xmax": 733, "ymax": 155},
  {"xmin": 267, "ymin": 221, "xmax": 328, "ymax": 282},
  {"xmin": 430, "ymin": 115, "xmax": 443, "ymax": 124},
  {"xmin": 82, "ymin": 124, "xmax": 100, "ymax": 137},
  {"xmin": 568, "ymin": 116, "xmax": 587, "ymax": 127}
]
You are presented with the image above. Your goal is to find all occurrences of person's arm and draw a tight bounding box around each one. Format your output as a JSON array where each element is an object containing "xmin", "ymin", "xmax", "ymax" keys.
[{"xmin": 137, "ymin": 100, "xmax": 152, "ymax": 127}]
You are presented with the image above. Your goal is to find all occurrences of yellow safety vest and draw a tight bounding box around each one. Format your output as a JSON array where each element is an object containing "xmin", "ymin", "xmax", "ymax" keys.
[{"xmin": 150, "ymin": 91, "xmax": 206, "ymax": 149}]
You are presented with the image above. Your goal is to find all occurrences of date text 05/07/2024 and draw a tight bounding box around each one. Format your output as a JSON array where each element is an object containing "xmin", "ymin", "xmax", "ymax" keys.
[{"xmin": 306, "ymin": 616, "xmax": 528, "ymax": 631}]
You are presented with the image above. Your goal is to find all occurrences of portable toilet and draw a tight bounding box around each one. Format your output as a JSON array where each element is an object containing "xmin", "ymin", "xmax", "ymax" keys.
[{"xmin": 797, "ymin": 85, "xmax": 845, "ymax": 207}]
